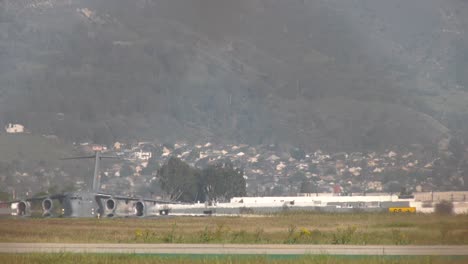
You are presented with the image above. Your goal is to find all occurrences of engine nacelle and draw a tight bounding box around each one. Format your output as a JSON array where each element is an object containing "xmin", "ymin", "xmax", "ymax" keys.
[
  {"xmin": 16, "ymin": 201, "xmax": 31, "ymax": 216},
  {"xmin": 104, "ymin": 198, "xmax": 116, "ymax": 217},
  {"xmin": 134, "ymin": 200, "xmax": 146, "ymax": 217},
  {"xmin": 42, "ymin": 198, "xmax": 54, "ymax": 217}
]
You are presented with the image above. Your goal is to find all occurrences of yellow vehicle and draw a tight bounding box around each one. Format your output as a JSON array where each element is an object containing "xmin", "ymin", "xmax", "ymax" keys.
[{"xmin": 389, "ymin": 207, "xmax": 416, "ymax": 213}]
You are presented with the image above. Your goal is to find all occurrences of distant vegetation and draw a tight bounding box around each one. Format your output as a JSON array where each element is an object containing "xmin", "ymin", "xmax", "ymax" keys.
[
  {"xmin": 158, "ymin": 157, "xmax": 246, "ymax": 202},
  {"xmin": 0, "ymin": 134, "xmax": 72, "ymax": 163},
  {"xmin": 0, "ymin": 134, "xmax": 83, "ymax": 195}
]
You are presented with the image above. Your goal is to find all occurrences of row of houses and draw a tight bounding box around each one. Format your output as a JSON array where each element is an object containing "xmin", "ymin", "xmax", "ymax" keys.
[
  {"xmin": 74, "ymin": 140, "xmax": 462, "ymax": 197},
  {"xmin": 2, "ymin": 128, "xmax": 464, "ymax": 198}
]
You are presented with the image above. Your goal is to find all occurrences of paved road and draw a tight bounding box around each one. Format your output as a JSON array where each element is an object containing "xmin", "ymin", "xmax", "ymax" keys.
[{"xmin": 0, "ymin": 243, "xmax": 467, "ymax": 255}]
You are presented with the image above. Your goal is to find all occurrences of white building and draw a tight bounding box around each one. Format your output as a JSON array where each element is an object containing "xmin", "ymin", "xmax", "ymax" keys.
[
  {"xmin": 5, "ymin": 123, "xmax": 24, "ymax": 134},
  {"xmin": 135, "ymin": 150, "xmax": 152, "ymax": 161}
]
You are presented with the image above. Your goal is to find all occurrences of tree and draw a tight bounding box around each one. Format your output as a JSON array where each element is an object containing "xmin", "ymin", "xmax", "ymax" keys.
[
  {"xmin": 435, "ymin": 200, "xmax": 454, "ymax": 215},
  {"xmin": 61, "ymin": 184, "xmax": 77, "ymax": 193},
  {"xmin": 201, "ymin": 160, "xmax": 246, "ymax": 202},
  {"xmin": 0, "ymin": 191, "xmax": 10, "ymax": 201},
  {"xmin": 140, "ymin": 156, "xmax": 159, "ymax": 176},
  {"xmin": 47, "ymin": 185, "xmax": 59, "ymax": 195},
  {"xmin": 290, "ymin": 147, "xmax": 306, "ymax": 160},
  {"xmin": 187, "ymin": 149, "xmax": 200, "ymax": 161},
  {"xmin": 270, "ymin": 185, "xmax": 285, "ymax": 196},
  {"xmin": 289, "ymin": 172, "xmax": 307, "ymax": 185},
  {"xmin": 120, "ymin": 164, "xmax": 134, "ymax": 178},
  {"xmin": 384, "ymin": 181, "xmax": 402, "ymax": 194},
  {"xmin": 157, "ymin": 157, "xmax": 201, "ymax": 202},
  {"xmin": 300, "ymin": 179, "xmax": 317, "ymax": 194}
]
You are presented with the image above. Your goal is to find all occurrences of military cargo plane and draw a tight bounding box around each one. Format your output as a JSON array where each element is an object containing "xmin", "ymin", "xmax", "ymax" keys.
[{"xmin": 3, "ymin": 151, "xmax": 174, "ymax": 218}]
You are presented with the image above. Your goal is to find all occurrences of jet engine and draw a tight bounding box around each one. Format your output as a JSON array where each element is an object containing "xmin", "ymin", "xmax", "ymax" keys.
[
  {"xmin": 134, "ymin": 200, "xmax": 146, "ymax": 217},
  {"xmin": 104, "ymin": 198, "xmax": 116, "ymax": 217},
  {"xmin": 42, "ymin": 198, "xmax": 54, "ymax": 217},
  {"xmin": 16, "ymin": 201, "xmax": 31, "ymax": 216}
]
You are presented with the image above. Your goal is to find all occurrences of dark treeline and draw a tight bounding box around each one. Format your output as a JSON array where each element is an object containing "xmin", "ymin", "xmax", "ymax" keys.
[{"xmin": 158, "ymin": 157, "xmax": 246, "ymax": 203}]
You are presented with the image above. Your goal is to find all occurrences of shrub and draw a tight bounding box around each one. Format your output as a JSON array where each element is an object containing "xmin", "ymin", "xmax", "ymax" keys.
[
  {"xmin": 230, "ymin": 230, "xmax": 248, "ymax": 243},
  {"xmin": 214, "ymin": 223, "xmax": 228, "ymax": 242},
  {"xmin": 253, "ymin": 228, "xmax": 265, "ymax": 243},
  {"xmin": 391, "ymin": 229, "xmax": 410, "ymax": 245},
  {"xmin": 134, "ymin": 229, "xmax": 144, "ymax": 240},
  {"xmin": 435, "ymin": 200, "xmax": 454, "ymax": 215},
  {"xmin": 284, "ymin": 225, "xmax": 298, "ymax": 244},
  {"xmin": 439, "ymin": 223, "xmax": 451, "ymax": 242},
  {"xmin": 199, "ymin": 226, "xmax": 214, "ymax": 242},
  {"xmin": 331, "ymin": 226, "xmax": 357, "ymax": 244},
  {"xmin": 162, "ymin": 223, "xmax": 178, "ymax": 243},
  {"xmin": 299, "ymin": 227, "xmax": 312, "ymax": 237}
]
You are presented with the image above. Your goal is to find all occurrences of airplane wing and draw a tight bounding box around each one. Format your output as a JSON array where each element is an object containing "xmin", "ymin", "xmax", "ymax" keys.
[
  {"xmin": 139, "ymin": 197, "xmax": 182, "ymax": 204},
  {"xmin": 94, "ymin": 193, "xmax": 180, "ymax": 204},
  {"xmin": 111, "ymin": 195, "xmax": 180, "ymax": 204},
  {"xmin": 1, "ymin": 194, "xmax": 66, "ymax": 204},
  {"xmin": 1, "ymin": 194, "xmax": 67, "ymax": 217}
]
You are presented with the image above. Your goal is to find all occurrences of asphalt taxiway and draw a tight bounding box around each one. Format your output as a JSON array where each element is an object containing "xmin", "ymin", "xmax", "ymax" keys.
[{"xmin": 1, "ymin": 243, "xmax": 467, "ymax": 255}]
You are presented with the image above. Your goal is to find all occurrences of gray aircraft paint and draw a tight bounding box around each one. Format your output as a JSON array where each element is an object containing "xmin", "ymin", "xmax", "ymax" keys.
[{"xmin": 4, "ymin": 152, "xmax": 176, "ymax": 218}]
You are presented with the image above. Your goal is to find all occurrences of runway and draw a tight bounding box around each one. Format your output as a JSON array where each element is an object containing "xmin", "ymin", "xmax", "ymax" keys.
[{"xmin": 1, "ymin": 243, "xmax": 467, "ymax": 256}]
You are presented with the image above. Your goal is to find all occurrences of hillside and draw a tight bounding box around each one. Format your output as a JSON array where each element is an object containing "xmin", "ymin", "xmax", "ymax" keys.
[
  {"xmin": 0, "ymin": 0, "xmax": 467, "ymax": 152},
  {"xmin": 0, "ymin": 134, "xmax": 72, "ymax": 163}
]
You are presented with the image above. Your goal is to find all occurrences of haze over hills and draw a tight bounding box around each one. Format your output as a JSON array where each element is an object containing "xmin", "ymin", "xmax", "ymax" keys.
[{"xmin": 1, "ymin": 0, "xmax": 468, "ymax": 153}]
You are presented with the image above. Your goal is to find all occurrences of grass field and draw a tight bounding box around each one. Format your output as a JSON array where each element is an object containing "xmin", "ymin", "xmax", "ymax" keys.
[
  {"xmin": 1, "ymin": 212, "xmax": 467, "ymax": 245},
  {"xmin": 0, "ymin": 254, "xmax": 467, "ymax": 264}
]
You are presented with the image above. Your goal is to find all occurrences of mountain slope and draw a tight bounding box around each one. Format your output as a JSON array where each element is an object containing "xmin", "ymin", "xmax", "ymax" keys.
[{"xmin": 0, "ymin": 0, "xmax": 467, "ymax": 151}]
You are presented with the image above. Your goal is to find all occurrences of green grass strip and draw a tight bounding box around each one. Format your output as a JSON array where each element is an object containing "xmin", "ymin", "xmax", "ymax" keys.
[{"xmin": 1, "ymin": 253, "xmax": 467, "ymax": 264}]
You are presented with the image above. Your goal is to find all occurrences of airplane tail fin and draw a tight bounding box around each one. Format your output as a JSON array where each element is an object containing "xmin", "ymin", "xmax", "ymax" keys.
[{"xmin": 61, "ymin": 152, "xmax": 118, "ymax": 192}]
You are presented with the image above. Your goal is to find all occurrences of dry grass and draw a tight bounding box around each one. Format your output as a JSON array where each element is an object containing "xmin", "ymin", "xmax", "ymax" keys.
[{"xmin": 0, "ymin": 212, "xmax": 467, "ymax": 244}]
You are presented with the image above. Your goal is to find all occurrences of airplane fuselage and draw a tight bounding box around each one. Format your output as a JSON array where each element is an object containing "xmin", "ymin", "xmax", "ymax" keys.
[{"xmin": 62, "ymin": 192, "xmax": 100, "ymax": 218}]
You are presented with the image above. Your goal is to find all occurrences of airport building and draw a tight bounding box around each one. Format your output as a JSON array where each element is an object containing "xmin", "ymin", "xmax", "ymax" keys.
[{"xmin": 163, "ymin": 193, "xmax": 468, "ymax": 216}]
